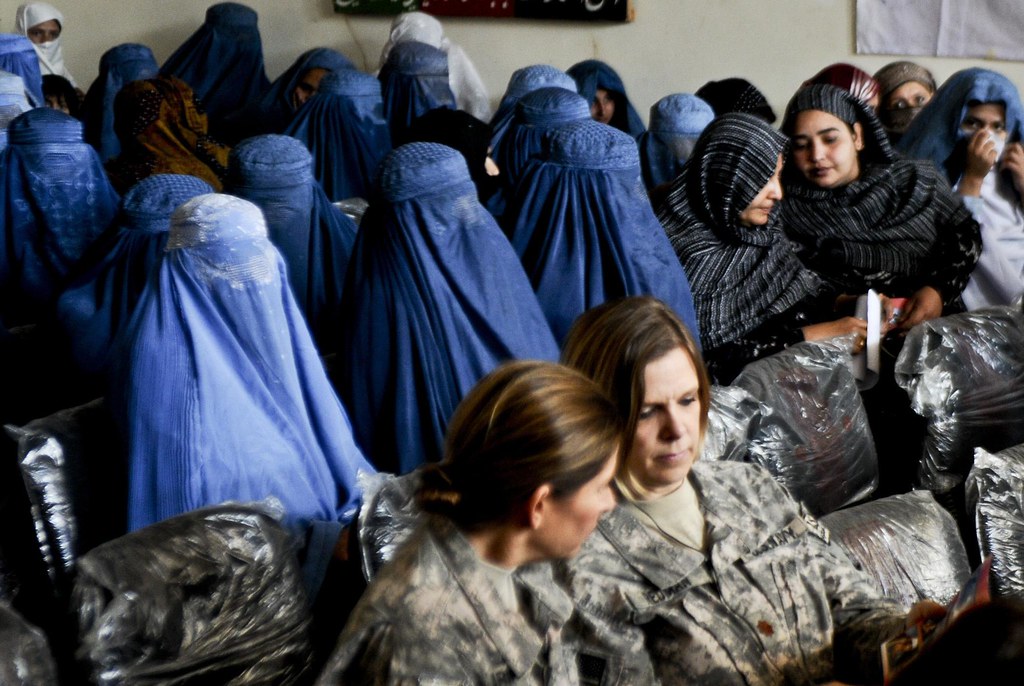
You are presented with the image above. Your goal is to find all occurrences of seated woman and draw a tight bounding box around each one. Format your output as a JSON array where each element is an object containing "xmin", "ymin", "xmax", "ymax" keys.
[
  {"xmin": 109, "ymin": 194, "xmax": 374, "ymax": 560},
  {"xmin": 509, "ymin": 119, "xmax": 698, "ymax": 343},
  {"xmin": 567, "ymin": 59, "xmax": 645, "ymax": 138},
  {"xmin": 317, "ymin": 360, "xmax": 620, "ymax": 685},
  {"xmin": 81, "ymin": 43, "xmax": 159, "ymax": 161},
  {"xmin": 404, "ymin": 107, "xmax": 500, "ymax": 204},
  {"xmin": 559, "ymin": 295, "xmax": 944, "ymax": 685},
  {"xmin": 377, "ymin": 41, "xmax": 455, "ymax": 141},
  {"xmin": 489, "ymin": 64, "xmax": 576, "ymax": 156},
  {"xmin": 334, "ymin": 142, "xmax": 558, "ymax": 474},
  {"xmin": 695, "ymin": 77, "xmax": 776, "ymax": 123},
  {"xmin": 105, "ymin": 75, "xmax": 230, "ymax": 193},
  {"xmin": 639, "ymin": 93, "xmax": 715, "ymax": 194},
  {"xmin": 0, "ymin": 70, "xmax": 32, "ymax": 150},
  {"xmin": 897, "ymin": 68, "xmax": 1024, "ymax": 309},
  {"xmin": 874, "ymin": 60, "xmax": 936, "ymax": 142},
  {"xmin": 15, "ymin": 2, "xmax": 78, "ymax": 91},
  {"xmin": 781, "ymin": 84, "xmax": 981, "ymax": 330},
  {"xmin": 803, "ymin": 62, "xmax": 881, "ymax": 108},
  {"xmin": 658, "ymin": 113, "xmax": 864, "ymax": 384},
  {"xmin": 284, "ymin": 69, "xmax": 392, "ymax": 203},
  {"xmin": 0, "ymin": 33, "xmax": 43, "ymax": 106}
]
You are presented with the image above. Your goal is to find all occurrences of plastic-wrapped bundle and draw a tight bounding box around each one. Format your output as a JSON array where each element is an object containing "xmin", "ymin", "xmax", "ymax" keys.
[
  {"xmin": 732, "ymin": 339, "xmax": 878, "ymax": 515},
  {"xmin": 0, "ymin": 601, "xmax": 57, "ymax": 684},
  {"xmin": 702, "ymin": 385, "xmax": 762, "ymax": 462},
  {"xmin": 965, "ymin": 444, "xmax": 1024, "ymax": 600},
  {"xmin": 73, "ymin": 502, "xmax": 313, "ymax": 685},
  {"xmin": 895, "ymin": 307, "xmax": 1024, "ymax": 493},
  {"xmin": 355, "ymin": 471, "xmax": 422, "ymax": 581},
  {"xmin": 4, "ymin": 399, "xmax": 125, "ymax": 604},
  {"xmin": 822, "ymin": 490, "xmax": 970, "ymax": 606}
]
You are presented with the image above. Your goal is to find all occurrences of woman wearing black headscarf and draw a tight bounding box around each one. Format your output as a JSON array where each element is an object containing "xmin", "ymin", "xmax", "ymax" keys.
[{"xmin": 657, "ymin": 113, "xmax": 862, "ymax": 383}]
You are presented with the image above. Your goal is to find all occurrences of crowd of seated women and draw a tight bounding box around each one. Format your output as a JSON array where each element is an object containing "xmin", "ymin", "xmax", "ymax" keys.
[{"xmin": 4, "ymin": 1, "xmax": 1024, "ymax": 684}]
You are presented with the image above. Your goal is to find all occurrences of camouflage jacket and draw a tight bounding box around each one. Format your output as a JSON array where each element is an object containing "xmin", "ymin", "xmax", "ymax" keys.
[
  {"xmin": 559, "ymin": 461, "xmax": 906, "ymax": 686},
  {"xmin": 317, "ymin": 514, "xmax": 579, "ymax": 685}
]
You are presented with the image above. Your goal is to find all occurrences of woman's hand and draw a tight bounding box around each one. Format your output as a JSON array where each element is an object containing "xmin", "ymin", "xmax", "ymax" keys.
[
  {"xmin": 959, "ymin": 130, "xmax": 999, "ymax": 197},
  {"xmin": 802, "ymin": 317, "xmax": 868, "ymax": 353},
  {"xmin": 895, "ymin": 286, "xmax": 943, "ymax": 331},
  {"xmin": 1001, "ymin": 142, "xmax": 1024, "ymax": 199}
]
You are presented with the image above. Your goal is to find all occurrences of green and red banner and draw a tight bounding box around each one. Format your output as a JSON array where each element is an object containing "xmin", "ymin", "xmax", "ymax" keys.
[{"xmin": 334, "ymin": 0, "xmax": 633, "ymax": 22}]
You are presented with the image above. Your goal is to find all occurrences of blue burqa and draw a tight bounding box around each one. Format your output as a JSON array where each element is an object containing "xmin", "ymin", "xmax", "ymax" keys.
[
  {"xmin": 0, "ymin": 108, "xmax": 120, "ymax": 328},
  {"xmin": 0, "ymin": 34, "xmax": 43, "ymax": 106},
  {"xmin": 567, "ymin": 59, "xmax": 646, "ymax": 139},
  {"xmin": 638, "ymin": 93, "xmax": 715, "ymax": 190},
  {"xmin": 222, "ymin": 47, "xmax": 355, "ymax": 143},
  {"xmin": 56, "ymin": 174, "xmax": 214, "ymax": 376},
  {"xmin": 284, "ymin": 69, "xmax": 391, "ymax": 202},
  {"xmin": 81, "ymin": 44, "xmax": 160, "ymax": 162},
  {"xmin": 226, "ymin": 134, "xmax": 358, "ymax": 351},
  {"xmin": 0, "ymin": 70, "xmax": 33, "ymax": 151},
  {"xmin": 378, "ymin": 41, "xmax": 455, "ymax": 141},
  {"xmin": 489, "ymin": 64, "xmax": 577, "ymax": 155},
  {"xmin": 335, "ymin": 143, "xmax": 559, "ymax": 474},
  {"xmin": 509, "ymin": 120, "xmax": 700, "ymax": 343},
  {"xmin": 160, "ymin": 2, "xmax": 269, "ymax": 125},
  {"xmin": 109, "ymin": 193, "xmax": 374, "ymax": 534}
]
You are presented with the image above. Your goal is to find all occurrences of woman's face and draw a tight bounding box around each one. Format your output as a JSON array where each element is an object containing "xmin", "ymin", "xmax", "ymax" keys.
[
  {"xmin": 790, "ymin": 109, "xmax": 864, "ymax": 189},
  {"xmin": 961, "ymin": 102, "xmax": 1007, "ymax": 141},
  {"xmin": 625, "ymin": 346, "xmax": 702, "ymax": 499},
  {"xmin": 885, "ymin": 81, "xmax": 932, "ymax": 113},
  {"xmin": 738, "ymin": 153, "xmax": 784, "ymax": 227},
  {"xmin": 591, "ymin": 88, "xmax": 616, "ymax": 125},
  {"xmin": 534, "ymin": 453, "xmax": 618, "ymax": 558},
  {"xmin": 27, "ymin": 19, "xmax": 60, "ymax": 45}
]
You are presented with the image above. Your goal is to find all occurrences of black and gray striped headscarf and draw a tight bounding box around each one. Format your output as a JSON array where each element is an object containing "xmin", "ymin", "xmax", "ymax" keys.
[
  {"xmin": 780, "ymin": 84, "xmax": 975, "ymax": 297},
  {"xmin": 657, "ymin": 113, "xmax": 823, "ymax": 350}
]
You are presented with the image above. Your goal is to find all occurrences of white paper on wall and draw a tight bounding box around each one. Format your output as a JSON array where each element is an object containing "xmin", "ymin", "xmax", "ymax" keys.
[{"xmin": 857, "ymin": 0, "xmax": 1024, "ymax": 61}]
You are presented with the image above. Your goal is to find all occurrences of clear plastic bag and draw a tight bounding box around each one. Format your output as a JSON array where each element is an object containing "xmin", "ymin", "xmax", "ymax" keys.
[
  {"xmin": 965, "ymin": 444, "xmax": 1024, "ymax": 600},
  {"xmin": 895, "ymin": 307, "xmax": 1024, "ymax": 493},
  {"xmin": 355, "ymin": 471, "xmax": 422, "ymax": 581},
  {"xmin": 702, "ymin": 385, "xmax": 762, "ymax": 462},
  {"xmin": 0, "ymin": 601, "xmax": 57, "ymax": 684},
  {"xmin": 733, "ymin": 339, "xmax": 878, "ymax": 515},
  {"xmin": 73, "ymin": 501, "xmax": 313, "ymax": 685},
  {"xmin": 822, "ymin": 490, "xmax": 970, "ymax": 606}
]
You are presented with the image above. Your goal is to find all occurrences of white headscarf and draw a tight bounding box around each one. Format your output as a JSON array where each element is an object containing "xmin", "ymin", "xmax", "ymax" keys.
[
  {"xmin": 378, "ymin": 11, "xmax": 491, "ymax": 121},
  {"xmin": 14, "ymin": 3, "xmax": 77, "ymax": 88}
]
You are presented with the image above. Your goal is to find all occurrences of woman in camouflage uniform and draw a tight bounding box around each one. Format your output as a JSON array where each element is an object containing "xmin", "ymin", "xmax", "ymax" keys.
[
  {"xmin": 318, "ymin": 360, "xmax": 621, "ymax": 685},
  {"xmin": 560, "ymin": 296, "xmax": 943, "ymax": 685}
]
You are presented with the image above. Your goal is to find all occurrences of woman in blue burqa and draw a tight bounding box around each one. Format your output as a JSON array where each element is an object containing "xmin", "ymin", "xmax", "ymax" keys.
[
  {"xmin": 333, "ymin": 142, "xmax": 559, "ymax": 475},
  {"xmin": 160, "ymin": 1, "xmax": 269, "ymax": 131},
  {"xmin": 0, "ymin": 107, "xmax": 119, "ymax": 331},
  {"xmin": 0, "ymin": 33, "xmax": 43, "ymax": 106},
  {"xmin": 226, "ymin": 134, "xmax": 357, "ymax": 351},
  {"xmin": 80, "ymin": 43, "xmax": 159, "ymax": 162},
  {"xmin": 284, "ymin": 69, "xmax": 391, "ymax": 202},
  {"xmin": 56, "ymin": 174, "xmax": 213, "ymax": 380},
  {"xmin": 108, "ymin": 194, "xmax": 375, "ymax": 587},
  {"xmin": 488, "ymin": 64, "xmax": 577, "ymax": 164},
  {"xmin": 377, "ymin": 41, "xmax": 455, "ymax": 141},
  {"xmin": 221, "ymin": 46, "xmax": 354, "ymax": 144},
  {"xmin": 508, "ymin": 119, "xmax": 699, "ymax": 343},
  {"xmin": 0, "ymin": 70, "xmax": 33, "ymax": 150},
  {"xmin": 567, "ymin": 59, "xmax": 646, "ymax": 139}
]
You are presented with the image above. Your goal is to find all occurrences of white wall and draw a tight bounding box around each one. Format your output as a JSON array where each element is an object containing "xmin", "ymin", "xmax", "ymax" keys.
[{"xmin": 4, "ymin": 0, "xmax": 1024, "ymax": 124}]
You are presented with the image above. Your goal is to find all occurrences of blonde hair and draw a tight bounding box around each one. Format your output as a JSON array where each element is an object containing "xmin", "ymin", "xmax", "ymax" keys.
[
  {"xmin": 418, "ymin": 360, "xmax": 621, "ymax": 530},
  {"xmin": 561, "ymin": 297, "xmax": 710, "ymax": 495}
]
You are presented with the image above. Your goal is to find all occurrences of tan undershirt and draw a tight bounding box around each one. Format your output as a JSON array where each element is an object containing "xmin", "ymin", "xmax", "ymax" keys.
[
  {"xmin": 477, "ymin": 557, "xmax": 521, "ymax": 612},
  {"xmin": 624, "ymin": 478, "xmax": 707, "ymax": 551}
]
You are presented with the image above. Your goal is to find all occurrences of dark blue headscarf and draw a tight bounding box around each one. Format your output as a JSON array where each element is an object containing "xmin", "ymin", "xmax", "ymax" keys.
[
  {"xmin": 56, "ymin": 174, "xmax": 213, "ymax": 377},
  {"xmin": 489, "ymin": 64, "xmax": 577, "ymax": 155},
  {"xmin": 0, "ymin": 34, "xmax": 43, "ymax": 107},
  {"xmin": 109, "ymin": 193, "xmax": 374, "ymax": 533},
  {"xmin": 160, "ymin": 2, "xmax": 270, "ymax": 125},
  {"xmin": 0, "ymin": 108, "xmax": 120, "ymax": 328},
  {"xmin": 496, "ymin": 86, "xmax": 590, "ymax": 191},
  {"xmin": 378, "ymin": 41, "xmax": 455, "ymax": 141},
  {"xmin": 509, "ymin": 120, "xmax": 699, "ymax": 343},
  {"xmin": 567, "ymin": 59, "xmax": 646, "ymax": 139},
  {"xmin": 335, "ymin": 143, "xmax": 559, "ymax": 474},
  {"xmin": 227, "ymin": 134, "xmax": 358, "ymax": 351},
  {"xmin": 81, "ymin": 44, "xmax": 160, "ymax": 162},
  {"xmin": 638, "ymin": 93, "xmax": 715, "ymax": 190},
  {"xmin": 222, "ymin": 47, "xmax": 355, "ymax": 143},
  {"xmin": 897, "ymin": 68, "xmax": 1024, "ymax": 183},
  {"xmin": 284, "ymin": 69, "xmax": 391, "ymax": 202}
]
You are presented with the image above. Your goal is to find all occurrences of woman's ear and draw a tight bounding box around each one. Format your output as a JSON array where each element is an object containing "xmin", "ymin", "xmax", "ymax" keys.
[
  {"xmin": 526, "ymin": 484, "xmax": 553, "ymax": 530},
  {"xmin": 853, "ymin": 121, "xmax": 865, "ymax": 151}
]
